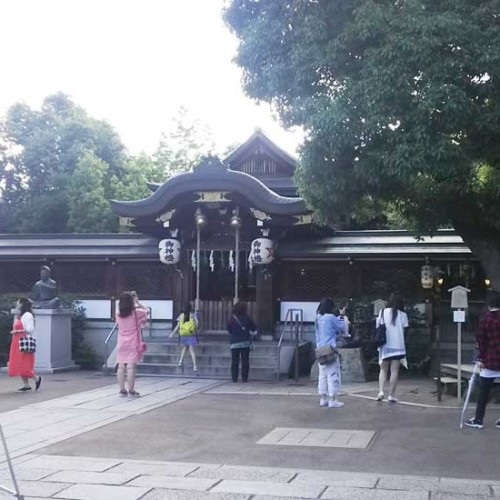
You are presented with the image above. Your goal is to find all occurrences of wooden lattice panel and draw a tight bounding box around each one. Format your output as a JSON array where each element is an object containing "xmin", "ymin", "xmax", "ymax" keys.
[
  {"xmin": 57, "ymin": 263, "xmax": 107, "ymax": 295},
  {"xmin": 121, "ymin": 263, "xmax": 171, "ymax": 297},
  {"xmin": 2, "ymin": 263, "xmax": 40, "ymax": 294},
  {"xmin": 361, "ymin": 264, "xmax": 421, "ymax": 298},
  {"xmin": 279, "ymin": 267, "xmax": 342, "ymax": 300}
]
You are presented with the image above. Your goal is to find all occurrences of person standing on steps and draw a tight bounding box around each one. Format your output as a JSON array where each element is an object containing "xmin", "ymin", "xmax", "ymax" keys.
[
  {"xmin": 9, "ymin": 297, "xmax": 42, "ymax": 392},
  {"xmin": 116, "ymin": 291, "xmax": 149, "ymax": 398},
  {"xmin": 315, "ymin": 297, "xmax": 349, "ymax": 408},
  {"xmin": 465, "ymin": 290, "xmax": 500, "ymax": 429},
  {"xmin": 227, "ymin": 301, "xmax": 257, "ymax": 383},
  {"xmin": 170, "ymin": 303, "xmax": 199, "ymax": 372},
  {"xmin": 376, "ymin": 292, "xmax": 409, "ymax": 403}
]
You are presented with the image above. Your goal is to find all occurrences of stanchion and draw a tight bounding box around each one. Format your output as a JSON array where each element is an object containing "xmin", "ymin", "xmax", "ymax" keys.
[{"xmin": 0, "ymin": 423, "xmax": 24, "ymax": 499}]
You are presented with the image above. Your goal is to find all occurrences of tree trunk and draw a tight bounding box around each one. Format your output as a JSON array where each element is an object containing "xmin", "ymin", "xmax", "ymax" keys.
[{"xmin": 455, "ymin": 229, "xmax": 500, "ymax": 292}]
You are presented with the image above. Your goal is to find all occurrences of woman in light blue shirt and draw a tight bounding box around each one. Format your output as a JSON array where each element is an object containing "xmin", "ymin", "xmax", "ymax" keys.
[{"xmin": 316, "ymin": 297, "xmax": 350, "ymax": 408}]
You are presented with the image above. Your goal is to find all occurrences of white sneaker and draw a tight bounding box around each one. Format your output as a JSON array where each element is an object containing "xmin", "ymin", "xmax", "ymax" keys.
[
  {"xmin": 328, "ymin": 400, "xmax": 344, "ymax": 408},
  {"xmin": 319, "ymin": 398, "xmax": 328, "ymax": 407},
  {"xmin": 376, "ymin": 392, "xmax": 384, "ymax": 401},
  {"xmin": 388, "ymin": 396, "xmax": 399, "ymax": 403}
]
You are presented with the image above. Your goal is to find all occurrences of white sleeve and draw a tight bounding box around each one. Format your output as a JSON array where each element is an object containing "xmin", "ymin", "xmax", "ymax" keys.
[
  {"xmin": 375, "ymin": 309, "xmax": 383, "ymax": 327},
  {"xmin": 402, "ymin": 311, "xmax": 409, "ymax": 328},
  {"xmin": 21, "ymin": 313, "xmax": 35, "ymax": 336}
]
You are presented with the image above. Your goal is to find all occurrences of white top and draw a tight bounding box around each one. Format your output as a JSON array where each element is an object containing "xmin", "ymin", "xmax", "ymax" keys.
[
  {"xmin": 21, "ymin": 312, "xmax": 35, "ymax": 337},
  {"xmin": 376, "ymin": 308, "xmax": 408, "ymax": 361},
  {"xmin": 481, "ymin": 369, "xmax": 500, "ymax": 379}
]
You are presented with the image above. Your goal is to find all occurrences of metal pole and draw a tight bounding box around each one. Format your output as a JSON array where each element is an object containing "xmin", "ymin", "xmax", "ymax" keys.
[
  {"xmin": 457, "ymin": 314, "xmax": 462, "ymax": 402},
  {"xmin": 294, "ymin": 314, "xmax": 299, "ymax": 381},
  {"xmin": 234, "ymin": 225, "xmax": 240, "ymax": 304},
  {"xmin": 436, "ymin": 324, "xmax": 442, "ymax": 402},
  {"xmin": 195, "ymin": 226, "xmax": 201, "ymax": 312},
  {"xmin": 0, "ymin": 423, "xmax": 24, "ymax": 499}
]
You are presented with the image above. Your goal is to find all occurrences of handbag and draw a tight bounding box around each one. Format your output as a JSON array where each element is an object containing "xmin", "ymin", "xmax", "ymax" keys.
[
  {"xmin": 315, "ymin": 345, "xmax": 337, "ymax": 365},
  {"xmin": 371, "ymin": 310, "xmax": 387, "ymax": 347},
  {"xmin": 19, "ymin": 335, "xmax": 37, "ymax": 354},
  {"xmin": 134, "ymin": 310, "xmax": 147, "ymax": 354}
]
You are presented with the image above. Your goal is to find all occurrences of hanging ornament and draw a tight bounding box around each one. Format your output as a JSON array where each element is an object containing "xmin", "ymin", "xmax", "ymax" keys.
[
  {"xmin": 420, "ymin": 265, "xmax": 434, "ymax": 289},
  {"xmin": 209, "ymin": 250, "xmax": 215, "ymax": 273},
  {"xmin": 248, "ymin": 252, "xmax": 254, "ymax": 272},
  {"xmin": 158, "ymin": 239, "xmax": 181, "ymax": 265},
  {"xmin": 250, "ymin": 238, "xmax": 274, "ymax": 265},
  {"xmin": 229, "ymin": 250, "xmax": 235, "ymax": 272},
  {"xmin": 191, "ymin": 250, "xmax": 197, "ymax": 272}
]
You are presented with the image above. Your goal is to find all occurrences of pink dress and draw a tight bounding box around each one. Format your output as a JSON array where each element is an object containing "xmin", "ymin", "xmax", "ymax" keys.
[
  {"xmin": 8, "ymin": 316, "xmax": 35, "ymax": 377},
  {"xmin": 116, "ymin": 309, "xmax": 147, "ymax": 364}
]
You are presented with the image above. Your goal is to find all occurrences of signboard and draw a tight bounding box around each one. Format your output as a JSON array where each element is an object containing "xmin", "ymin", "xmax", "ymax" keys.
[{"xmin": 453, "ymin": 310, "xmax": 466, "ymax": 323}]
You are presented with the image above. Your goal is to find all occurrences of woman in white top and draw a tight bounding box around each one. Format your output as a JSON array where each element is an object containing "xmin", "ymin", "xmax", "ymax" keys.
[
  {"xmin": 376, "ymin": 292, "xmax": 408, "ymax": 402},
  {"xmin": 9, "ymin": 297, "xmax": 42, "ymax": 392}
]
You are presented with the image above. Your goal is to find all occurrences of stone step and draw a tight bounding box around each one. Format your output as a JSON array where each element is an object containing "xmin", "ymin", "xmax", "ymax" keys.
[
  {"xmin": 142, "ymin": 353, "xmax": 277, "ymax": 368},
  {"xmin": 145, "ymin": 342, "xmax": 280, "ymax": 356},
  {"xmin": 137, "ymin": 362, "xmax": 277, "ymax": 379}
]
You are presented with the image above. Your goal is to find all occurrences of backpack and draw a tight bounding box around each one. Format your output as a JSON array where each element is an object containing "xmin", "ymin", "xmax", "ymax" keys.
[{"xmin": 179, "ymin": 314, "xmax": 196, "ymax": 337}]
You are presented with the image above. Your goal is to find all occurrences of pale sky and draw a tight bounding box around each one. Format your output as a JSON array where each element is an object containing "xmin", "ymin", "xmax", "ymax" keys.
[{"xmin": 0, "ymin": 0, "xmax": 302, "ymax": 156}]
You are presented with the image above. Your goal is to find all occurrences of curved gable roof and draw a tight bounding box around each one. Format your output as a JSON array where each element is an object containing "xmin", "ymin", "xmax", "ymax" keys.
[{"xmin": 110, "ymin": 156, "xmax": 308, "ymax": 219}]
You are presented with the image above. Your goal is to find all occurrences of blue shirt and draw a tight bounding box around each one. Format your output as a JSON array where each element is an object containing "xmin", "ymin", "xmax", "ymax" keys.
[{"xmin": 315, "ymin": 313, "xmax": 347, "ymax": 348}]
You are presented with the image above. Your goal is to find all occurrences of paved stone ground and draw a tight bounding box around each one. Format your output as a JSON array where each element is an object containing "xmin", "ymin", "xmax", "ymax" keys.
[{"xmin": 1, "ymin": 373, "xmax": 499, "ymax": 499}]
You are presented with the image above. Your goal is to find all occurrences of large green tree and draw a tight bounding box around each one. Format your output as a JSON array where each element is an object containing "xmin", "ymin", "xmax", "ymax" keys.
[
  {"xmin": 0, "ymin": 93, "xmax": 126, "ymax": 233},
  {"xmin": 225, "ymin": 0, "xmax": 500, "ymax": 290},
  {"xmin": 153, "ymin": 106, "xmax": 216, "ymax": 179}
]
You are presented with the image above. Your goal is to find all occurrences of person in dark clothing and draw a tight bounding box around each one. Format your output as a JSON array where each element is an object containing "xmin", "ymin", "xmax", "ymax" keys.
[
  {"xmin": 227, "ymin": 301, "xmax": 257, "ymax": 383},
  {"xmin": 465, "ymin": 290, "xmax": 500, "ymax": 429}
]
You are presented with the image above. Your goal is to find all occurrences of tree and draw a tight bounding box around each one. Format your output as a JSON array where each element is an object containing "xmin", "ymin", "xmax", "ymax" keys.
[
  {"xmin": 153, "ymin": 106, "xmax": 216, "ymax": 179},
  {"xmin": 225, "ymin": 0, "xmax": 500, "ymax": 290},
  {"xmin": 66, "ymin": 151, "xmax": 117, "ymax": 233},
  {"xmin": 0, "ymin": 93, "xmax": 126, "ymax": 233}
]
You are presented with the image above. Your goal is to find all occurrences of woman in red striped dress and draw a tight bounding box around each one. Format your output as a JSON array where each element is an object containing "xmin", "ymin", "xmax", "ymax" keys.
[{"xmin": 9, "ymin": 297, "xmax": 42, "ymax": 392}]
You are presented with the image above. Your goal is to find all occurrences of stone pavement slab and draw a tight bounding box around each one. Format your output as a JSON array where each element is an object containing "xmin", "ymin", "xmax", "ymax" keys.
[
  {"xmin": 257, "ymin": 427, "xmax": 375, "ymax": 449},
  {"xmin": 53, "ymin": 483, "xmax": 151, "ymax": 499},
  {"xmin": 0, "ymin": 377, "xmax": 221, "ymax": 465},
  {"xmin": 2, "ymin": 454, "xmax": 500, "ymax": 500}
]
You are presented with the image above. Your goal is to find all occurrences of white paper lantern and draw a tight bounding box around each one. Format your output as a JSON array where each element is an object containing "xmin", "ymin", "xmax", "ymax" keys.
[
  {"xmin": 421, "ymin": 265, "xmax": 434, "ymax": 289},
  {"xmin": 159, "ymin": 239, "xmax": 181, "ymax": 265},
  {"xmin": 250, "ymin": 238, "xmax": 274, "ymax": 265}
]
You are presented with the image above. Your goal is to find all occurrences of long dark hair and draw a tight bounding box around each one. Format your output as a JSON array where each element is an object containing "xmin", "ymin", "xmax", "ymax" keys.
[
  {"xmin": 118, "ymin": 292, "xmax": 134, "ymax": 318},
  {"xmin": 317, "ymin": 297, "xmax": 335, "ymax": 316},
  {"xmin": 387, "ymin": 292, "xmax": 404, "ymax": 325},
  {"xmin": 182, "ymin": 303, "xmax": 192, "ymax": 323},
  {"xmin": 233, "ymin": 301, "xmax": 247, "ymax": 317},
  {"xmin": 18, "ymin": 297, "xmax": 33, "ymax": 317}
]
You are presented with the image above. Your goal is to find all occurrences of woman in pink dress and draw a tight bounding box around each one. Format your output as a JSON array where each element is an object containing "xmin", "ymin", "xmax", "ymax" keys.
[
  {"xmin": 116, "ymin": 291, "xmax": 148, "ymax": 398},
  {"xmin": 9, "ymin": 297, "xmax": 42, "ymax": 392}
]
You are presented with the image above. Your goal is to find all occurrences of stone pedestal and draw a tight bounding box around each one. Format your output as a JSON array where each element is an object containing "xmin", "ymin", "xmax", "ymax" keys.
[
  {"xmin": 310, "ymin": 347, "xmax": 367, "ymax": 383},
  {"xmin": 34, "ymin": 309, "xmax": 78, "ymax": 373}
]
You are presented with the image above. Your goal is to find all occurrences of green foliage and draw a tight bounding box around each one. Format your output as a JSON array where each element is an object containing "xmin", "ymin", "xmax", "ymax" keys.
[
  {"xmin": 225, "ymin": 0, "xmax": 500, "ymax": 288},
  {"xmin": 153, "ymin": 106, "xmax": 216, "ymax": 179},
  {"xmin": 0, "ymin": 93, "xmax": 126, "ymax": 233},
  {"xmin": 67, "ymin": 151, "xmax": 118, "ymax": 233},
  {"xmin": 0, "ymin": 297, "xmax": 16, "ymax": 364},
  {"xmin": 61, "ymin": 298, "xmax": 98, "ymax": 370}
]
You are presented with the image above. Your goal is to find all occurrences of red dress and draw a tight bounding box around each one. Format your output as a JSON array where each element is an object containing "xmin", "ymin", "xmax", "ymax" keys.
[{"xmin": 8, "ymin": 317, "xmax": 35, "ymax": 378}]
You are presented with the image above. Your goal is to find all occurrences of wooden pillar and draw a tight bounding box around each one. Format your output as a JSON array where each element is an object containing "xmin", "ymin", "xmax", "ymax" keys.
[
  {"xmin": 104, "ymin": 260, "xmax": 119, "ymax": 298},
  {"xmin": 172, "ymin": 251, "xmax": 191, "ymax": 323},
  {"xmin": 256, "ymin": 265, "xmax": 274, "ymax": 338}
]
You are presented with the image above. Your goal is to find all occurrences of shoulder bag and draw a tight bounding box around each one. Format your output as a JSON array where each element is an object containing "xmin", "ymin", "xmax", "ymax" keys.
[
  {"xmin": 19, "ymin": 335, "xmax": 37, "ymax": 354},
  {"xmin": 134, "ymin": 310, "xmax": 147, "ymax": 354},
  {"xmin": 371, "ymin": 310, "xmax": 387, "ymax": 347}
]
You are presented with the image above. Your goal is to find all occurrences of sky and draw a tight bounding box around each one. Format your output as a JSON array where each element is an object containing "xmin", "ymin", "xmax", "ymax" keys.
[{"xmin": 0, "ymin": 0, "xmax": 303, "ymax": 156}]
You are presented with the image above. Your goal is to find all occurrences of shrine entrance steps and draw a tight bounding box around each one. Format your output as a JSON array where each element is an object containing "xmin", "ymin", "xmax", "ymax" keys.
[{"xmin": 137, "ymin": 336, "xmax": 280, "ymax": 380}]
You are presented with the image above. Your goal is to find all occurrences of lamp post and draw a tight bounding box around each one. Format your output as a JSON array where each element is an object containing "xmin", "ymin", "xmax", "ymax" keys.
[
  {"xmin": 194, "ymin": 209, "xmax": 207, "ymax": 312},
  {"xmin": 230, "ymin": 211, "xmax": 242, "ymax": 304}
]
